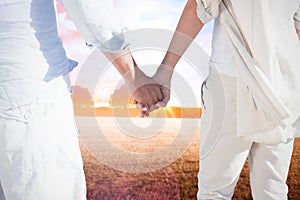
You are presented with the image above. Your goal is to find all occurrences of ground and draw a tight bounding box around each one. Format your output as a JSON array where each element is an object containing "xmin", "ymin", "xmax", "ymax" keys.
[{"xmin": 80, "ymin": 134, "xmax": 299, "ymax": 200}]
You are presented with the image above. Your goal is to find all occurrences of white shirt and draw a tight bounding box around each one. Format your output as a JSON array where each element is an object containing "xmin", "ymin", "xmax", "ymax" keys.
[
  {"xmin": 0, "ymin": 0, "xmax": 126, "ymax": 109},
  {"xmin": 61, "ymin": 0, "xmax": 128, "ymax": 53},
  {"xmin": 196, "ymin": 0, "xmax": 300, "ymax": 144}
]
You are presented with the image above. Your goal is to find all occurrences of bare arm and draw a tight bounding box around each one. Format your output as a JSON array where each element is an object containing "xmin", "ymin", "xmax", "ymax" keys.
[
  {"xmin": 160, "ymin": 0, "xmax": 204, "ymax": 69},
  {"xmin": 102, "ymin": 50, "xmax": 136, "ymax": 78},
  {"xmin": 152, "ymin": 0, "xmax": 205, "ymax": 107},
  {"xmin": 297, "ymin": 29, "xmax": 300, "ymax": 40},
  {"xmin": 61, "ymin": 0, "xmax": 162, "ymax": 113}
]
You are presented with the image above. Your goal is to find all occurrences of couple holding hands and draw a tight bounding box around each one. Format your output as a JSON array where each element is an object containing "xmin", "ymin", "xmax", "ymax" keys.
[{"xmin": 0, "ymin": 0, "xmax": 300, "ymax": 199}]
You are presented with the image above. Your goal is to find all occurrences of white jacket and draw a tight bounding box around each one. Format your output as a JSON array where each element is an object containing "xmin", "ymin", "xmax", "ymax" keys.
[{"xmin": 196, "ymin": 0, "xmax": 300, "ymax": 144}]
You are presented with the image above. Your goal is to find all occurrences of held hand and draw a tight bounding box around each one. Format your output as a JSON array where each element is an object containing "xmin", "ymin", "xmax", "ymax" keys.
[
  {"xmin": 101, "ymin": 50, "xmax": 164, "ymax": 116},
  {"xmin": 152, "ymin": 64, "xmax": 174, "ymax": 108},
  {"xmin": 124, "ymin": 67, "xmax": 163, "ymax": 117},
  {"xmin": 135, "ymin": 64, "xmax": 174, "ymax": 117},
  {"xmin": 135, "ymin": 100, "xmax": 160, "ymax": 117},
  {"xmin": 132, "ymin": 82, "xmax": 162, "ymax": 117}
]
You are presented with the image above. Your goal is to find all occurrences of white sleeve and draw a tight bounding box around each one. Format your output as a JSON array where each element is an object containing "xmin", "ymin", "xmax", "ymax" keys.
[
  {"xmin": 61, "ymin": 0, "xmax": 128, "ymax": 53},
  {"xmin": 195, "ymin": 0, "xmax": 221, "ymax": 23},
  {"xmin": 294, "ymin": 5, "xmax": 300, "ymax": 30}
]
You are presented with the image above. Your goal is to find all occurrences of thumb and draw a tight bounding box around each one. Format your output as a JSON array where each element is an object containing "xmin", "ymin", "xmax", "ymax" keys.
[{"xmin": 156, "ymin": 86, "xmax": 170, "ymax": 107}]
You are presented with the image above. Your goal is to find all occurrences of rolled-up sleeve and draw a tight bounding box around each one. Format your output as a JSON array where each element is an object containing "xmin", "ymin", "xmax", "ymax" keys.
[
  {"xmin": 61, "ymin": 0, "xmax": 128, "ymax": 53},
  {"xmin": 195, "ymin": 0, "xmax": 221, "ymax": 24},
  {"xmin": 294, "ymin": 5, "xmax": 300, "ymax": 30}
]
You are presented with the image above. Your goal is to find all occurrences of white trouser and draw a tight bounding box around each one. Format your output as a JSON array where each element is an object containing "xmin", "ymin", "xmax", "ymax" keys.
[
  {"xmin": 0, "ymin": 77, "xmax": 86, "ymax": 200},
  {"xmin": 197, "ymin": 67, "xmax": 294, "ymax": 200}
]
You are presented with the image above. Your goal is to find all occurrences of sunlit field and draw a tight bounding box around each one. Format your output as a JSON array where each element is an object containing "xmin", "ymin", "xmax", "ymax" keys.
[{"xmin": 77, "ymin": 117, "xmax": 300, "ymax": 200}]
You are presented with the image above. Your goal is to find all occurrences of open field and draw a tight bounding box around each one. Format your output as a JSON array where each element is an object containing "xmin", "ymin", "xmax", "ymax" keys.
[{"xmin": 78, "ymin": 117, "xmax": 300, "ymax": 200}]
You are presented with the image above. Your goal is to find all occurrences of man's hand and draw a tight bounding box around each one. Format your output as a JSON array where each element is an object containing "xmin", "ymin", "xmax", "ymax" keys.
[
  {"xmin": 134, "ymin": 64, "xmax": 174, "ymax": 117},
  {"xmin": 124, "ymin": 67, "xmax": 163, "ymax": 117},
  {"xmin": 102, "ymin": 50, "xmax": 163, "ymax": 117}
]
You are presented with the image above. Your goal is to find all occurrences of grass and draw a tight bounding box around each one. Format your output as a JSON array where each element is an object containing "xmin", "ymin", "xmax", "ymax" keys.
[{"xmin": 80, "ymin": 136, "xmax": 300, "ymax": 200}]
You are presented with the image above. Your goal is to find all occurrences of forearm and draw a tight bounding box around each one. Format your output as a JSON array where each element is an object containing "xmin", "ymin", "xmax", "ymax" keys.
[
  {"xmin": 62, "ymin": 0, "xmax": 162, "ymax": 110},
  {"xmin": 297, "ymin": 29, "xmax": 300, "ymax": 41},
  {"xmin": 161, "ymin": 0, "xmax": 204, "ymax": 69},
  {"xmin": 102, "ymin": 50, "xmax": 137, "ymax": 82}
]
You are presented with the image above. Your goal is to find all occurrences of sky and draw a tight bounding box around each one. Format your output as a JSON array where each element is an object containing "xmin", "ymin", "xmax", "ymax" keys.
[{"xmin": 56, "ymin": 0, "xmax": 214, "ymax": 107}]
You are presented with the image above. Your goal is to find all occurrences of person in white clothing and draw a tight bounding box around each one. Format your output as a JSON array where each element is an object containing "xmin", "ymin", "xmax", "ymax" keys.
[
  {"xmin": 138, "ymin": 0, "xmax": 300, "ymax": 199},
  {"xmin": 0, "ymin": 0, "xmax": 162, "ymax": 199}
]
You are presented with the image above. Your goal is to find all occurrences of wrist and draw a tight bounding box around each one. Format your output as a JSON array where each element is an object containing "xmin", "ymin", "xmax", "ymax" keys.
[
  {"xmin": 123, "ymin": 65, "xmax": 142, "ymax": 85},
  {"xmin": 124, "ymin": 67, "xmax": 153, "ymax": 95},
  {"xmin": 154, "ymin": 64, "xmax": 174, "ymax": 85}
]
